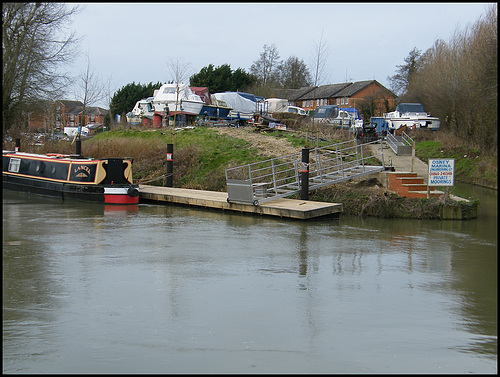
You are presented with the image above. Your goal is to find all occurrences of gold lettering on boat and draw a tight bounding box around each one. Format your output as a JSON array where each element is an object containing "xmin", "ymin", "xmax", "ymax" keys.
[{"xmin": 73, "ymin": 165, "xmax": 91, "ymax": 178}]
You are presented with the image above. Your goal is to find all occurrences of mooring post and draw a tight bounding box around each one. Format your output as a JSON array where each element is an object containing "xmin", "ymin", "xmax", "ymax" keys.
[
  {"xmin": 300, "ymin": 148, "xmax": 309, "ymax": 200},
  {"xmin": 165, "ymin": 143, "xmax": 173, "ymax": 187},
  {"xmin": 15, "ymin": 138, "xmax": 21, "ymax": 152},
  {"xmin": 75, "ymin": 138, "xmax": 81, "ymax": 156}
]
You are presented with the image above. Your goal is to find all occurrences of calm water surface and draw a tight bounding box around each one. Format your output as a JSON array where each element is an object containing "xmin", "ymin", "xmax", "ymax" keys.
[{"xmin": 2, "ymin": 183, "xmax": 497, "ymax": 373}]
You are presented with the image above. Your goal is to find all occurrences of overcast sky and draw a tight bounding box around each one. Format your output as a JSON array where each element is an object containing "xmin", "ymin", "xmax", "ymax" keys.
[{"xmin": 66, "ymin": 2, "xmax": 493, "ymax": 108}]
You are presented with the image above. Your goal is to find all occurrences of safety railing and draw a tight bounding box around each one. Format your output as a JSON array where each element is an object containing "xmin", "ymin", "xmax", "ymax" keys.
[
  {"xmin": 226, "ymin": 139, "xmax": 385, "ymax": 205},
  {"xmin": 386, "ymin": 131, "xmax": 414, "ymax": 155}
]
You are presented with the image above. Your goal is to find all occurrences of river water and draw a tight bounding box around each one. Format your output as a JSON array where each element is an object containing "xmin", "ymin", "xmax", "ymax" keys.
[{"xmin": 2, "ymin": 183, "xmax": 497, "ymax": 373}]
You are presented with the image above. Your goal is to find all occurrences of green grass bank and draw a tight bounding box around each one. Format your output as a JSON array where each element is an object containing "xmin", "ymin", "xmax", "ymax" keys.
[{"xmin": 11, "ymin": 126, "xmax": 494, "ymax": 219}]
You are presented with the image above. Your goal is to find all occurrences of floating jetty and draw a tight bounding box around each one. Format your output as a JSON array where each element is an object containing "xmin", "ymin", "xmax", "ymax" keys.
[{"xmin": 139, "ymin": 185, "xmax": 342, "ymax": 220}]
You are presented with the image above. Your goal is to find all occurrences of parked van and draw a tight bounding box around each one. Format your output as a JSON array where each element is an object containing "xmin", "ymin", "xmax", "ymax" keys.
[
  {"xmin": 286, "ymin": 106, "xmax": 307, "ymax": 116},
  {"xmin": 312, "ymin": 105, "xmax": 339, "ymax": 123}
]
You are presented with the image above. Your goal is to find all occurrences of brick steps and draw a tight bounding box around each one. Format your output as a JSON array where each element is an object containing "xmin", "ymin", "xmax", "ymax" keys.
[{"xmin": 388, "ymin": 172, "xmax": 444, "ymax": 199}]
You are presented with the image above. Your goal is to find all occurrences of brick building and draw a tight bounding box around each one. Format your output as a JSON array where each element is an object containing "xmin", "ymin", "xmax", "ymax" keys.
[
  {"xmin": 26, "ymin": 100, "xmax": 108, "ymax": 132},
  {"xmin": 272, "ymin": 80, "xmax": 397, "ymax": 117}
]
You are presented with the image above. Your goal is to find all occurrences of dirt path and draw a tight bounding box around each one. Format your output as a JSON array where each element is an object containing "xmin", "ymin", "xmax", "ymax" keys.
[{"xmin": 213, "ymin": 126, "xmax": 300, "ymax": 158}]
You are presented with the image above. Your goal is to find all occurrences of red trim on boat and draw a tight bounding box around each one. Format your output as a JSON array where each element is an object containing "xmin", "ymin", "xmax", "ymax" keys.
[{"xmin": 104, "ymin": 194, "xmax": 139, "ymax": 204}]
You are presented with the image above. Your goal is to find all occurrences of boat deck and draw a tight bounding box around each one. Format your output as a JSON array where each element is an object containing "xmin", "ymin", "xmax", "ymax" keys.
[{"xmin": 139, "ymin": 185, "xmax": 342, "ymax": 220}]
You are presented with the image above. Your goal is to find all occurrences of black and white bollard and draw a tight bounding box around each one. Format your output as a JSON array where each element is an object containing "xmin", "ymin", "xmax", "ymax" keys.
[{"xmin": 165, "ymin": 143, "xmax": 173, "ymax": 187}]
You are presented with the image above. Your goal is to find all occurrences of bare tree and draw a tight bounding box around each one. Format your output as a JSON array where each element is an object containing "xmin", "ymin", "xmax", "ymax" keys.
[
  {"xmin": 387, "ymin": 47, "xmax": 422, "ymax": 96},
  {"xmin": 310, "ymin": 30, "xmax": 330, "ymax": 88},
  {"xmin": 250, "ymin": 44, "xmax": 281, "ymax": 87},
  {"xmin": 2, "ymin": 3, "xmax": 81, "ymax": 134},
  {"xmin": 405, "ymin": 4, "xmax": 497, "ymax": 152},
  {"xmin": 278, "ymin": 56, "xmax": 312, "ymax": 89},
  {"xmin": 309, "ymin": 31, "xmax": 330, "ymax": 140},
  {"xmin": 166, "ymin": 56, "xmax": 192, "ymax": 86},
  {"xmin": 74, "ymin": 52, "xmax": 106, "ymax": 127},
  {"xmin": 165, "ymin": 57, "xmax": 193, "ymax": 129}
]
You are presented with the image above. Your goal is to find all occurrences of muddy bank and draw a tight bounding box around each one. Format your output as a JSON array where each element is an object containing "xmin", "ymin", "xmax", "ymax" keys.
[{"xmin": 308, "ymin": 178, "xmax": 478, "ymax": 219}]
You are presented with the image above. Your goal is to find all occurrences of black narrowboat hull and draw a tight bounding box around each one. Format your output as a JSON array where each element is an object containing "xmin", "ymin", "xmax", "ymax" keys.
[{"xmin": 2, "ymin": 151, "xmax": 139, "ymax": 204}]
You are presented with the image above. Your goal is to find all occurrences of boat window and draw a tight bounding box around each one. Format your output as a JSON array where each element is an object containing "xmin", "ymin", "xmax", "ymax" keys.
[
  {"xmin": 163, "ymin": 87, "xmax": 176, "ymax": 94},
  {"xmin": 8, "ymin": 158, "xmax": 21, "ymax": 173}
]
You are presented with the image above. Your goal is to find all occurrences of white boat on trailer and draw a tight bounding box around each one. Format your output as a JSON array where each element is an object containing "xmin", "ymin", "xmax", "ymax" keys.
[
  {"xmin": 384, "ymin": 103, "xmax": 440, "ymax": 132},
  {"xmin": 152, "ymin": 83, "xmax": 205, "ymax": 115}
]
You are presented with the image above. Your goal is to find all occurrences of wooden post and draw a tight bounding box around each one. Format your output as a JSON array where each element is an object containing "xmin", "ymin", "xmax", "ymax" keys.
[{"xmin": 300, "ymin": 148, "xmax": 309, "ymax": 200}]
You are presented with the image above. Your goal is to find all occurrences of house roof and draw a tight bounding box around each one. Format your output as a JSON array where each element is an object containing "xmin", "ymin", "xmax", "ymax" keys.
[
  {"xmin": 57, "ymin": 100, "xmax": 84, "ymax": 114},
  {"xmin": 333, "ymin": 80, "xmax": 395, "ymax": 98},
  {"xmin": 57, "ymin": 100, "xmax": 108, "ymax": 116},
  {"xmin": 85, "ymin": 107, "xmax": 109, "ymax": 116},
  {"xmin": 270, "ymin": 86, "xmax": 316, "ymax": 101},
  {"xmin": 271, "ymin": 80, "xmax": 396, "ymax": 102}
]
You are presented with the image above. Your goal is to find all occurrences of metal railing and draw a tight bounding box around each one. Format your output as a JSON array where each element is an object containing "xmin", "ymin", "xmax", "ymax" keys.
[
  {"xmin": 386, "ymin": 131, "xmax": 414, "ymax": 155},
  {"xmin": 226, "ymin": 139, "xmax": 385, "ymax": 205}
]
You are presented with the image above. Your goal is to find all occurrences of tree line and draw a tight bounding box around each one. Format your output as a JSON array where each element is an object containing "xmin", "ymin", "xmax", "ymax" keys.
[
  {"xmin": 388, "ymin": 4, "xmax": 497, "ymax": 153},
  {"xmin": 109, "ymin": 44, "xmax": 313, "ymax": 121}
]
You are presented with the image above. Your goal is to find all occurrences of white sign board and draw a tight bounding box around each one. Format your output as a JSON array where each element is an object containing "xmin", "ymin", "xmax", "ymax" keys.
[{"xmin": 428, "ymin": 158, "xmax": 455, "ymax": 186}]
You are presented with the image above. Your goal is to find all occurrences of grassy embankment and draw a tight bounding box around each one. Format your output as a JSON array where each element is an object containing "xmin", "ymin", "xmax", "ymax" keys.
[{"xmin": 19, "ymin": 125, "xmax": 494, "ymax": 218}]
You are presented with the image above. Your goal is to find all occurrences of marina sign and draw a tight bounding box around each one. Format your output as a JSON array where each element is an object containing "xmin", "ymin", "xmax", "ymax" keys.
[{"xmin": 428, "ymin": 158, "xmax": 455, "ymax": 186}]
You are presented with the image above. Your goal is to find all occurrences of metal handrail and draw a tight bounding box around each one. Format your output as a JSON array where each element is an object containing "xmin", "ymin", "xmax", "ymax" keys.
[
  {"xmin": 401, "ymin": 131, "xmax": 413, "ymax": 146},
  {"xmin": 385, "ymin": 132, "xmax": 399, "ymax": 154},
  {"xmin": 226, "ymin": 138, "xmax": 386, "ymax": 204}
]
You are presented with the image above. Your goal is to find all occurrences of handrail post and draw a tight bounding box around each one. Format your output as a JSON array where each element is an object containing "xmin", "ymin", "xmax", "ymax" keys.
[
  {"xmin": 360, "ymin": 143, "xmax": 365, "ymax": 171},
  {"xmin": 411, "ymin": 139, "xmax": 415, "ymax": 172},
  {"xmin": 300, "ymin": 148, "xmax": 309, "ymax": 200},
  {"xmin": 340, "ymin": 149, "xmax": 344, "ymax": 177},
  {"xmin": 271, "ymin": 159, "xmax": 278, "ymax": 194}
]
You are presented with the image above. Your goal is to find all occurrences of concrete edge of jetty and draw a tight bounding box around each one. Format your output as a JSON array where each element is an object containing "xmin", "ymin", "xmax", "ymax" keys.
[{"xmin": 138, "ymin": 185, "xmax": 342, "ymax": 220}]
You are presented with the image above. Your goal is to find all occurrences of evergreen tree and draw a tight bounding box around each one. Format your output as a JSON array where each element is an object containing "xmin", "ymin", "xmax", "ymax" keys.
[
  {"xmin": 189, "ymin": 64, "xmax": 255, "ymax": 93},
  {"xmin": 109, "ymin": 82, "xmax": 162, "ymax": 119}
]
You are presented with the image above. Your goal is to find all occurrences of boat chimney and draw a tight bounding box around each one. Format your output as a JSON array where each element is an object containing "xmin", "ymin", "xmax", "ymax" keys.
[
  {"xmin": 15, "ymin": 138, "xmax": 21, "ymax": 152},
  {"xmin": 75, "ymin": 138, "xmax": 82, "ymax": 156}
]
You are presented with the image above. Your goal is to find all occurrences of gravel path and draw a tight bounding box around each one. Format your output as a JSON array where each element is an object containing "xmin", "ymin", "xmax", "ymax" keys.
[{"xmin": 213, "ymin": 126, "xmax": 301, "ymax": 158}]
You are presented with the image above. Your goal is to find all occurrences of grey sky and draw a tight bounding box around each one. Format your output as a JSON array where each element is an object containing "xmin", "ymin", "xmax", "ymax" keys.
[{"xmin": 67, "ymin": 2, "xmax": 493, "ymax": 108}]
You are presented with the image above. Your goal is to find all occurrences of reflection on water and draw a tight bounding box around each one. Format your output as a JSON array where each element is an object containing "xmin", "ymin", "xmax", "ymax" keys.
[{"xmin": 2, "ymin": 187, "xmax": 497, "ymax": 373}]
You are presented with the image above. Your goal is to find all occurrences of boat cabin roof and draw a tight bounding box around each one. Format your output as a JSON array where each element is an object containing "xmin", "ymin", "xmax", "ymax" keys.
[{"xmin": 397, "ymin": 103, "xmax": 425, "ymax": 113}]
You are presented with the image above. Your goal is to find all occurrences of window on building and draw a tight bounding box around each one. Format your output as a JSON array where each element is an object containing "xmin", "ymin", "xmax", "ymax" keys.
[
  {"xmin": 336, "ymin": 98, "xmax": 340, "ymax": 105},
  {"xmin": 345, "ymin": 97, "xmax": 349, "ymax": 104}
]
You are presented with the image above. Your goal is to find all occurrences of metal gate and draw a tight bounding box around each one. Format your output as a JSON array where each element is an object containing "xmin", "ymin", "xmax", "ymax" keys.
[{"xmin": 226, "ymin": 139, "xmax": 386, "ymax": 205}]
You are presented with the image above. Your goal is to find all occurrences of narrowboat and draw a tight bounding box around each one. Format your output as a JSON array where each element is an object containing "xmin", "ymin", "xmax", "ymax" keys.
[{"xmin": 2, "ymin": 151, "xmax": 139, "ymax": 204}]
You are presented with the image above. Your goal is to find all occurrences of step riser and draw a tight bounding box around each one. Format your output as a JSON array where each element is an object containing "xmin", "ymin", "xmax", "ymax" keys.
[
  {"xmin": 405, "ymin": 192, "xmax": 442, "ymax": 199},
  {"xmin": 399, "ymin": 178, "xmax": 424, "ymax": 184}
]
